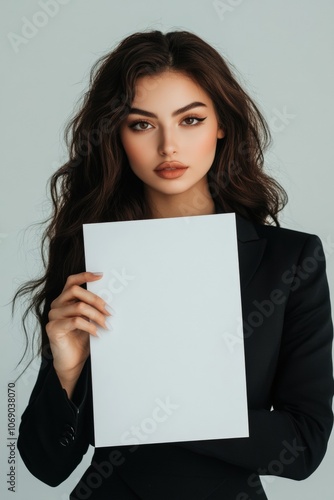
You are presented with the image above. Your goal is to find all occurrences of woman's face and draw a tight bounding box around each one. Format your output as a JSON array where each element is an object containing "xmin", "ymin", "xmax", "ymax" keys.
[{"xmin": 119, "ymin": 70, "xmax": 224, "ymax": 209}]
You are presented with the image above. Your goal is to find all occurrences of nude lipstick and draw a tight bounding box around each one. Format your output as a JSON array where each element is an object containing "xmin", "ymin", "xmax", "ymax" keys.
[{"xmin": 154, "ymin": 161, "xmax": 188, "ymax": 179}]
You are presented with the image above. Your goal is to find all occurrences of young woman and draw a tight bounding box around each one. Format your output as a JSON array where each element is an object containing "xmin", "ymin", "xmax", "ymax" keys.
[{"xmin": 16, "ymin": 30, "xmax": 333, "ymax": 499}]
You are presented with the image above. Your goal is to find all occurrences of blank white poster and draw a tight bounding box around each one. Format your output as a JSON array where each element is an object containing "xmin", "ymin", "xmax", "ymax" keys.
[{"xmin": 83, "ymin": 212, "xmax": 248, "ymax": 447}]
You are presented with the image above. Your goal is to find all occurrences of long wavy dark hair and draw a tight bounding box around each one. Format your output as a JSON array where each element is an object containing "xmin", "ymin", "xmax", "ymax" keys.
[{"xmin": 14, "ymin": 29, "xmax": 287, "ymax": 367}]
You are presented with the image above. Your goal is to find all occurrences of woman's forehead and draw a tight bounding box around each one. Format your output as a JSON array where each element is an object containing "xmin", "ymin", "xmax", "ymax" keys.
[{"xmin": 131, "ymin": 71, "xmax": 212, "ymax": 108}]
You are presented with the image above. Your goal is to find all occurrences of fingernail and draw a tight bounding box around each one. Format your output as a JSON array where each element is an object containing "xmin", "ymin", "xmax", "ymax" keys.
[
  {"xmin": 92, "ymin": 272, "xmax": 103, "ymax": 276},
  {"xmin": 105, "ymin": 318, "xmax": 113, "ymax": 331},
  {"xmin": 105, "ymin": 304, "xmax": 114, "ymax": 315}
]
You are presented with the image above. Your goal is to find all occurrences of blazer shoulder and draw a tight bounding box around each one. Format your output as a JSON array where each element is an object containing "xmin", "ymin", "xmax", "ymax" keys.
[
  {"xmin": 236, "ymin": 215, "xmax": 325, "ymax": 264},
  {"xmin": 252, "ymin": 220, "xmax": 320, "ymax": 248}
]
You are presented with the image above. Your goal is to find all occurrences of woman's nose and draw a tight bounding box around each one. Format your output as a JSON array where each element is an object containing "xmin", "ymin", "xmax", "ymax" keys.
[{"xmin": 158, "ymin": 129, "xmax": 177, "ymax": 156}]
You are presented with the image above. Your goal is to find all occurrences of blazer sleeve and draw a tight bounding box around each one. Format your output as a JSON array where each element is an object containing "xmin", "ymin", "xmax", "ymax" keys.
[
  {"xmin": 177, "ymin": 234, "xmax": 334, "ymax": 480},
  {"xmin": 17, "ymin": 353, "xmax": 93, "ymax": 486}
]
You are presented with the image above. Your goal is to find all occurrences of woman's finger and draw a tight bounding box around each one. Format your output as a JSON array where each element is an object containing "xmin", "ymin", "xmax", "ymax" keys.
[
  {"xmin": 51, "ymin": 279, "xmax": 110, "ymax": 315},
  {"xmin": 62, "ymin": 271, "xmax": 103, "ymax": 292},
  {"xmin": 46, "ymin": 316, "xmax": 100, "ymax": 338},
  {"xmin": 49, "ymin": 301, "xmax": 109, "ymax": 329}
]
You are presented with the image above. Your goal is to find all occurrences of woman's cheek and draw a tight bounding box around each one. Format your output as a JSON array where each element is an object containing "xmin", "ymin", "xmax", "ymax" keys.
[
  {"xmin": 194, "ymin": 133, "xmax": 218, "ymax": 158},
  {"xmin": 122, "ymin": 137, "xmax": 142, "ymax": 165}
]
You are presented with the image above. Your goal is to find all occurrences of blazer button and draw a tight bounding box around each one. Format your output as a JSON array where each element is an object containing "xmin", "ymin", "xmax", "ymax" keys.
[
  {"xmin": 64, "ymin": 423, "xmax": 75, "ymax": 439},
  {"xmin": 59, "ymin": 423, "xmax": 76, "ymax": 446},
  {"xmin": 59, "ymin": 436, "xmax": 70, "ymax": 447}
]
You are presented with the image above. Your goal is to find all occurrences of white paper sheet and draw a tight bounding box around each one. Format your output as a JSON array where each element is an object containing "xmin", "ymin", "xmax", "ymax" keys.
[{"xmin": 83, "ymin": 212, "xmax": 248, "ymax": 447}]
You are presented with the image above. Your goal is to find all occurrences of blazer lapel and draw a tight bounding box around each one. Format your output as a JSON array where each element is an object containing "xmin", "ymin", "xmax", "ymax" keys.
[
  {"xmin": 214, "ymin": 203, "xmax": 267, "ymax": 290},
  {"xmin": 235, "ymin": 215, "xmax": 267, "ymax": 290}
]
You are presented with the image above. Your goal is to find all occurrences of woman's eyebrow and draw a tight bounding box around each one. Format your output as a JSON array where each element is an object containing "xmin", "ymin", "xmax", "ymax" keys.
[{"xmin": 128, "ymin": 101, "xmax": 207, "ymax": 118}]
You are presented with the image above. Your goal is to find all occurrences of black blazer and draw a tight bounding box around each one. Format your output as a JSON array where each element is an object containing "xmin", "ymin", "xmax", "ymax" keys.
[{"xmin": 17, "ymin": 214, "xmax": 334, "ymax": 499}]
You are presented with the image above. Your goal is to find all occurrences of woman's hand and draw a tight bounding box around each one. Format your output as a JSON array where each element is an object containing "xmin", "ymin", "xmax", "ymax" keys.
[{"xmin": 46, "ymin": 272, "xmax": 111, "ymax": 398}]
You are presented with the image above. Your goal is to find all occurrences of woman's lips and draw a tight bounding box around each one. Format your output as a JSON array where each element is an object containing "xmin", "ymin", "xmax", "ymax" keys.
[{"xmin": 154, "ymin": 161, "xmax": 188, "ymax": 179}]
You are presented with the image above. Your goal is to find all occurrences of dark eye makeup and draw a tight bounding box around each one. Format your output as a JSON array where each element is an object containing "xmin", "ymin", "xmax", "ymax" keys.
[{"xmin": 128, "ymin": 115, "xmax": 207, "ymax": 131}]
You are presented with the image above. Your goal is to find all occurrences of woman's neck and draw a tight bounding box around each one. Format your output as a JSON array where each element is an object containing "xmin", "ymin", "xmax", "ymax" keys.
[{"xmin": 146, "ymin": 191, "xmax": 216, "ymax": 219}]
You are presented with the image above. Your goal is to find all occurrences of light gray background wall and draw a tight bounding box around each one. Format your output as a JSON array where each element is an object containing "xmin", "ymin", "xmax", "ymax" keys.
[{"xmin": 1, "ymin": 1, "xmax": 333, "ymax": 499}]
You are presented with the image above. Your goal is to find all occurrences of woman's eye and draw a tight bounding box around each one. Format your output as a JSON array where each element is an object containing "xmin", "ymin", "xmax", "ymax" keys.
[
  {"xmin": 128, "ymin": 116, "xmax": 206, "ymax": 131},
  {"xmin": 129, "ymin": 121, "xmax": 153, "ymax": 131},
  {"xmin": 182, "ymin": 116, "xmax": 206, "ymax": 126}
]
